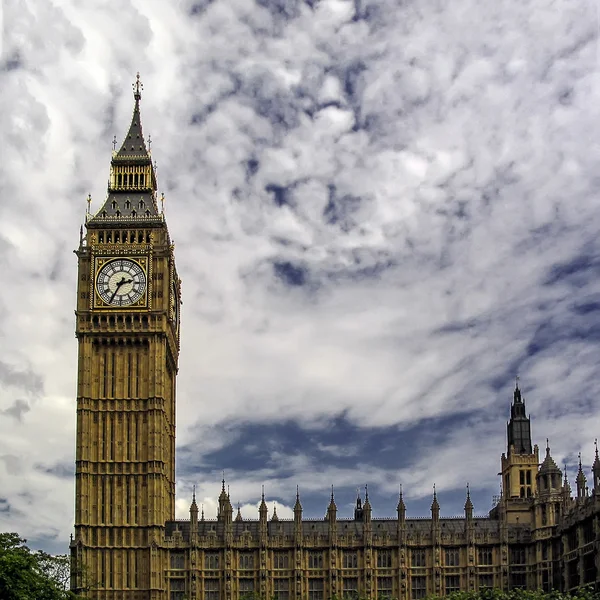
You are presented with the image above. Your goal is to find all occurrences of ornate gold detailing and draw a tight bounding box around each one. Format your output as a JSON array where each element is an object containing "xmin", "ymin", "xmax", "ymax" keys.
[{"xmin": 133, "ymin": 72, "xmax": 143, "ymax": 99}]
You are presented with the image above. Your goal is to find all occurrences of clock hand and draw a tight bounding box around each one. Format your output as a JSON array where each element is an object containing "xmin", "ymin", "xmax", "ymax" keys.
[{"xmin": 108, "ymin": 276, "xmax": 127, "ymax": 304}]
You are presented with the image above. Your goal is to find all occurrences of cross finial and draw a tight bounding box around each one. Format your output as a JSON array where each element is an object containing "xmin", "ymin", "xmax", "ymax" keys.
[
  {"xmin": 112, "ymin": 135, "xmax": 117, "ymax": 151},
  {"xmin": 147, "ymin": 134, "xmax": 152, "ymax": 151},
  {"xmin": 133, "ymin": 72, "xmax": 143, "ymax": 99},
  {"xmin": 515, "ymin": 374, "xmax": 520, "ymax": 388},
  {"xmin": 160, "ymin": 192, "xmax": 165, "ymax": 213}
]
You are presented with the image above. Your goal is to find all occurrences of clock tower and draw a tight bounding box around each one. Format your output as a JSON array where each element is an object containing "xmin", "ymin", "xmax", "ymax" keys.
[{"xmin": 71, "ymin": 75, "xmax": 180, "ymax": 599}]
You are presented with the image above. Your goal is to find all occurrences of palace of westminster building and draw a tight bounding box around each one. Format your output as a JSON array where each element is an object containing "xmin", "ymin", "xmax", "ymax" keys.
[{"xmin": 70, "ymin": 78, "xmax": 600, "ymax": 599}]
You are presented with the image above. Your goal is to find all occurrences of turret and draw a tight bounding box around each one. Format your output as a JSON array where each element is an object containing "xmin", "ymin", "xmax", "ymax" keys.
[
  {"xmin": 576, "ymin": 453, "xmax": 587, "ymax": 500},
  {"xmin": 592, "ymin": 440, "xmax": 600, "ymax": 494},
  {"xmin": 259, "ymin": 487, "xmax": 268, "ymax": 545},
  {"xmin": 294, "ymin": 486, "xmax": 302, "ymax": 523},
  {"xmin": 259, "ymin": 487, "xmax": 268, "ymax": 524},
  {"xmin": 271, "ymin": 503, "xmax": 279, "ymax": 522},
  {"xmin": 507, "ymin": 379, "xmax": 532, "ymax": 455},
  {"xmin": 217, "ymin": 476, "xmax": 228, "ymax": 521},
  {"xmin": 363, "ymin": 485, "xmax": 372, "ymax": 523},
  {"xmin": 536, "ymin": 441, "xmax": 562, "ymax": 497},
  {"xmin": 500, "ymin": 378, "xmax": 538, "ymax": 503},
  {"xmin": 464, "ymin": 483, "xmax": 473, "ymax": 521},
  {"xmin": 397, "ymin": 485, "xmax": 406, "ymax": 523},
  {"xmin": 294, "ymin": 487, "xmax": 302, "ymax": 541},
  {"xmin": 190, "ymin": 486, "xmax": 198, "ymax": 544},
  {"xmin": 431, "ymin": 484, "xmax": 440, "ymax": 522},
  {"xmin": 354, "ymin": 489, "xmax": 363, "ymax": 521},
  {"xmin": 235, "ymin": 504, "xmax": 243, "ymax": 522},
  {"xmin": 326, "ymin": 486, "xmax": 337, "ymax": 522}
]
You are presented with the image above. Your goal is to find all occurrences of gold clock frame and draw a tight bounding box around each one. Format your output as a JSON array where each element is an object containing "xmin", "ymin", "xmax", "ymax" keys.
[{"xmin": 91, "ymin": 255, "xmax": 151, "ymax": 310}]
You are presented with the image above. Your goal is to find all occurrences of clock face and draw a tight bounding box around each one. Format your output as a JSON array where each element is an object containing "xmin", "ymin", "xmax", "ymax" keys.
[
  {"xmin": 96, "ymin": 258, "xmax": 147, "ymax": 307},
  {"xmin": 171, "ymin": 279, "xmax": 180, "ymax": 332}
]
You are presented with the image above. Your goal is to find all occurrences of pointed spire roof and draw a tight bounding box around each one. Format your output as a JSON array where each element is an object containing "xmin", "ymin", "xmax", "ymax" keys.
[
  {"xmin": 577, "ymin": 453, "xmax": 587, "ymax": 485},
  {"xmin": 190, "ymin": 485, "xmax": 198, "ymax": 510},
  {"xmin": 431, "ymin": 484, "xmax": 440, "ymax": 513},
  {"xmin": 464, "ymin": 483, "xmax": 474, "ymax": 512},
  {"xmin": 539, "ymin": 440, "xmax": 561, "ymax": 474},
  {"xmin": 593, "ymin": 439, "xmax": 600, "ymax": 472},
  {"xmin": 294, "ymin": 486, "xmax": 302, "ymax": 512},
  {"xmin": 235, "ymin": 504, "xmax": 243, "ymax": 522},
  {"xmin": 363, "ymin": 484, "xmax": 371, "ymax": 510},
  {"xmin": 397, "ymin": 484, "xmax": 406, "ymax": 512},
  {"xmin": 328, "ymin": 485, "xmax": 337, "ymax": 511},
  {"xmin": 219, "ymin": 474, "xmax": 228, "ymax": 501},
  {"xmin": 514, "ymin": 376, "xmax": 522, "ymax": 402},
  {"xmin": 271, "ymin": 503, "xmax": 279, "ymax": 522},
  {"xmin": 88, "ymin": 73, "xmax": 161, "ymax": 224},
  {"xmin": 114, "ymin": 73, "xmax": 150, "ymax": 160},
  {"xmin": 259, "ymin": 485, "xmax": 268, "ymax": 517}
]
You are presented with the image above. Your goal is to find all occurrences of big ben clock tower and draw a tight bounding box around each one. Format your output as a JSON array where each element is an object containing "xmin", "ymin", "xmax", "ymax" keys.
[{"xmin": 71, "ymin": 75, "xmax": 180, "ymax": 599}]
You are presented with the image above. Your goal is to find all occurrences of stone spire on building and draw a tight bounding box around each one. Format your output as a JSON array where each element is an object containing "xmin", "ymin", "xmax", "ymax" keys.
[
  {"xmin": 576, "ymin": 453, "xmax": 587, "ymax": 499},
  {"xmin": 431, "ymin": 484, "xmax": 440, "ymax": 521}
]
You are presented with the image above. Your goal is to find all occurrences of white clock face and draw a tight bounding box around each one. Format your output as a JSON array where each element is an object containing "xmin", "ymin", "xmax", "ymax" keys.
[{"xmin": 96, "ymin": 258, "xmax": 147, "ymax": 306}]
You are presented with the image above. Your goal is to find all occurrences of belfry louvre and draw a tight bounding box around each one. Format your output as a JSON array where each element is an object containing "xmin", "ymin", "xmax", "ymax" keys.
[{"xmin": 70, "ymin": 79, "xmax": 600, "ymax": 599}]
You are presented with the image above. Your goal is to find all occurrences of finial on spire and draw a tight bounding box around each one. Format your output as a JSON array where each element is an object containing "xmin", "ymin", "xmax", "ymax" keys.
[
  {"xmin": 365, "ymin": 484, "xmax": 369, "ymax": 500},
  {"xmin": 222, "ymin": 472, "xmax": 226, "ymax": 492},
  {"xmin": 546, "ymin": 438, "xmax": 550, "ymax": 452},
  {"xmin": 466, "ymin": 482, "xmax": 471, "ymax": 499},
  {"xmin": 296, "ymin": 485, "xmax": 300, "ymax": 500},
  {"xmin": 112, "ymin": 135, "xmax": 117, "ymax": 152},
  {"xmin": 261, "ymin": 484, "xmax": 265, "ymax": 501},
  {"xmin": 160, "ymin": 192, "xmax": 165, "ymax": 213},
  {"xmin": 192, "ymin": 485, "xmax": 196, "ymax": 503},
  {"xmin": 579, "ymin": 452, "xmax": 582, "ymax": 468},
  {"xmin": 133, "ymin": 72, "xmax": 143, "ymax": 100},
  {"xmin": 515, "ymin": 374, "xmax": 520, "ymax": 389},
  {"xmin": 331, "ymin": 484, "xmax": 335, "ymax": 501},
  {"xmin": 147, "ymin": 134, "xmax": 152, "ymax": 151},
  {"xmin": 433, "ymin": 483, "xmax": 437, "ymax": 499},
  {"xmin": 595, "ymin": 439, "xmax": 599, "ymax": 459},
  {"xmin": 399, "ymin": 483, "xmax": 403, "ymax": 498}
]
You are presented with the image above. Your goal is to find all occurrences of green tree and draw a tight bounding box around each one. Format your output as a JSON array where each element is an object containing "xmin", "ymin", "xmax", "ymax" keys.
[{"xmin": 0, "ymin": 532, "xmax": 80, "ymax": 600}]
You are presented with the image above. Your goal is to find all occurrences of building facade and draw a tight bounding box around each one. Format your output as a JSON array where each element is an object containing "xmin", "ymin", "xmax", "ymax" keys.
[{"xmin": 71, "ymin": 81, "xmax": 600, "ymax": 599}]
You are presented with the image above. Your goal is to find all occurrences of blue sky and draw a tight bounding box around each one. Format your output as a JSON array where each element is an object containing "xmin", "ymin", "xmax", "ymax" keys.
[{"xmin": 1, "ymin": 0, "xmax": 600, "ymax": 554}]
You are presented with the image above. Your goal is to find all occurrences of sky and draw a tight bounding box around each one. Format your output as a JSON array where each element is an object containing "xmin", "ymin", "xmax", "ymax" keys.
[{"xmin": 1, "ymin": 0, "xmax": 600, "ymax": 555}]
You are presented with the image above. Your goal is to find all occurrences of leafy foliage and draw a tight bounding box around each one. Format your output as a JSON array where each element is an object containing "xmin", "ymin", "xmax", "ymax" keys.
[
  {"xmin": 429, "ymin": 588, "xmax": 600, "ymax": 600},
  {"xmin": 0, "ymin": 532, "xmax": 79, "ymax": 600}
]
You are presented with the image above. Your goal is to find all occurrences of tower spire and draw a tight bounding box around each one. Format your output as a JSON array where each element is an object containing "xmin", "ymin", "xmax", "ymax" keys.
[
  {"xmin": 592, "ymin": 439, "xmax": 600, "ymax": 493},
  {"xmin": 576, "ymin": 452, "xmax": 587, "ymax": 499},
  {"xmin": 88, "ymin": 73, "xmax": 160, "ymax": 223},
  {"xmin": 507, "ymin": 376, "xmax": 532, "ymax": 455}
]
